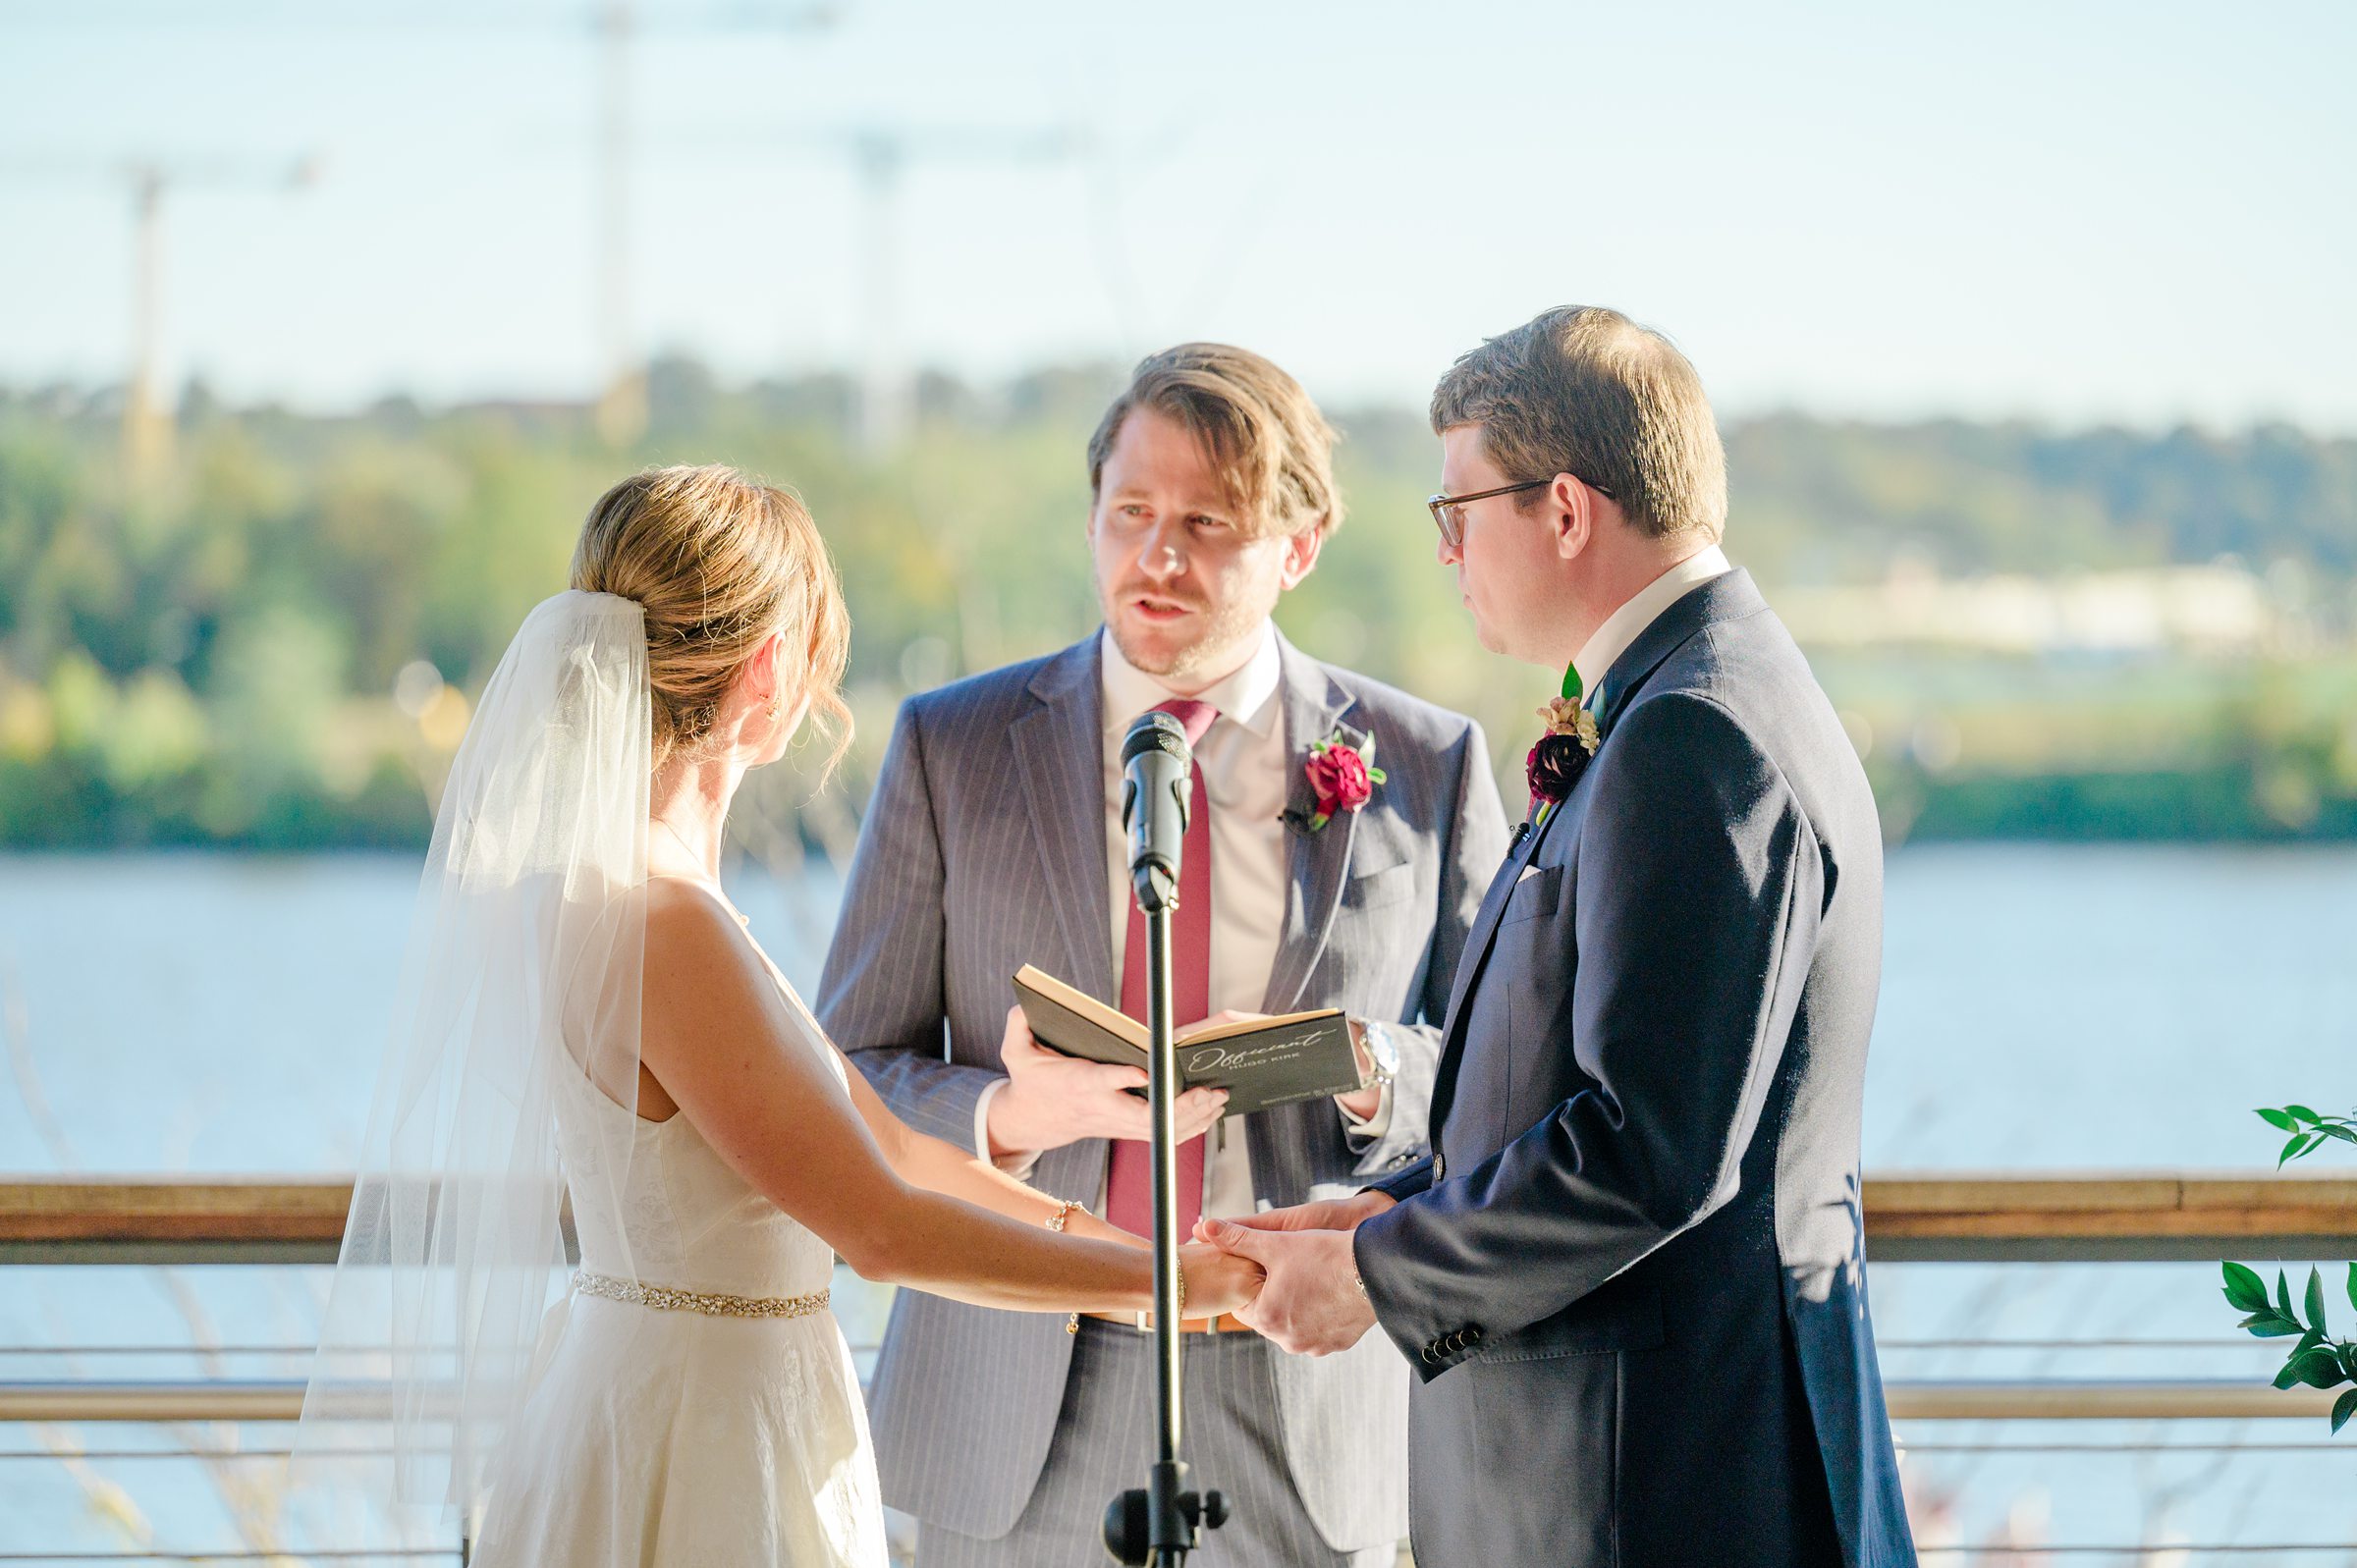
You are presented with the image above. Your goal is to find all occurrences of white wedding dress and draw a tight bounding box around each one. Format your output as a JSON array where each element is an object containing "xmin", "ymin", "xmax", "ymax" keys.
[{"xmin": 470, "ymin": 946, "xmax": 889, "ymax": 1568}]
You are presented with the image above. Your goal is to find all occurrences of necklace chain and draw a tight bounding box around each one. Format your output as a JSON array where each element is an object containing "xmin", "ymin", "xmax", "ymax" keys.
[
  {"xmin": 652, "ymin": 818, "xmax": 750, "ymax": 925},
  {"xmin": 655, "ymin": 817, "xmax": 712, "ymax": 867}
]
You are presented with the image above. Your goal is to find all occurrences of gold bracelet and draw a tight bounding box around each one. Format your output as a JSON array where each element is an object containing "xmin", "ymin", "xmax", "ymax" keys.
[
  {"xmin": 1045, "ymin": 1199, "xmax": 1084, "ymax": 1334},
  {"xmin": 1176, "ymin": 1255, "xmax": 1188, "ymax": 1319}
]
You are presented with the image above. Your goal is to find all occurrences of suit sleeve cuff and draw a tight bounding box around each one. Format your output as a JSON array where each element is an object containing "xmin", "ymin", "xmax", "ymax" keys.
[{"xmin": 1365, "ymin": 1155, "xmax": 1434, "ymax": 1202}]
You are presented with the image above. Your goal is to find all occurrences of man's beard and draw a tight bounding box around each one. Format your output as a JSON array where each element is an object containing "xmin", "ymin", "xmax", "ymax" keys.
[{"xmin": 1105, "ymin": 589, "xmax": 1267, "ymax": 683}]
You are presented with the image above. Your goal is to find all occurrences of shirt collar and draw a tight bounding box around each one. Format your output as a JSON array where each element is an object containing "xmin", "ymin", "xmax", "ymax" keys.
[
  {"xmin": 1571, "ymin": 543, "xmax": 1732, "ymax": 706},
  {"xmin": 1098, "ymin": 622, "xmax": 1284, "ymax": 739}
]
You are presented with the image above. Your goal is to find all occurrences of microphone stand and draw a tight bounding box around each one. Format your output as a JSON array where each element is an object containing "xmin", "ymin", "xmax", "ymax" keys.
[{"xmin": 1102, "ymin": 857, "xmax": 1228, "ymax": 1564}]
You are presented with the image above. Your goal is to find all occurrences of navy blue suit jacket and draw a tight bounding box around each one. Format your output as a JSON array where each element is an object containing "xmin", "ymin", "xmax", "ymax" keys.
[{"xmin": 1356, "ymin": 570, "xmax": 1915, "ymax": 1568}]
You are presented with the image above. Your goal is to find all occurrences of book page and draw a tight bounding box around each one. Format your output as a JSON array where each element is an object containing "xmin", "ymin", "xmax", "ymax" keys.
[{"xmin": 1176, "ymin": 1007, "xmax": 1343, "ymax": 1048}]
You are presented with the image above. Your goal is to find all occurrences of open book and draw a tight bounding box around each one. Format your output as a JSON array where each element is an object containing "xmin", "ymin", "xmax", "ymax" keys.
[{"xmin": 1012, "ymin": 965, "xmax": 1362, "ymax": 1118}]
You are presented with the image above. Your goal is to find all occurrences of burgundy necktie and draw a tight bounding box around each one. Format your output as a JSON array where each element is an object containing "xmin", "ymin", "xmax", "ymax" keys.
[{"xmin": 1104, "ymin": 697, "xmax": 1218, "ymax": 1243}]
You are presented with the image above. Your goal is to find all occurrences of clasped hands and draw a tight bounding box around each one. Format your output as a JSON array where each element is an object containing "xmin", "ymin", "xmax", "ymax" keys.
[{"xmin": 1186, "ymin": 1190, "xmax": 1396, "ymax": 1354}]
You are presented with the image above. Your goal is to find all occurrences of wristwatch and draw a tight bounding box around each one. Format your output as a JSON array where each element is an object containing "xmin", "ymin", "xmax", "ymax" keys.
[{"xmin": 1355, "ymin": 1018, "xmax": 1398, "ymax": 1093}]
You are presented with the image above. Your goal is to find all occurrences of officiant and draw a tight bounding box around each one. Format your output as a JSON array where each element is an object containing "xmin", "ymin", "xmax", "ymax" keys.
[{"xmin": 817, "ymin": 343, "xmax": 1508, "ymax": 1566}]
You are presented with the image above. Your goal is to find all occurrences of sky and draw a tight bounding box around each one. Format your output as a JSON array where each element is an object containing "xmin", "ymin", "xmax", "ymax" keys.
[{"xmin": 3, "ymin": 0, "xmax": 2353, "ymax": 428}]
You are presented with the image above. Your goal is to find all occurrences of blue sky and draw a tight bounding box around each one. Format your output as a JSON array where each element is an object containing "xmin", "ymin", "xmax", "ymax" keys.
[{"xmin": 3, "ymin": 0, "xmax": 2352, "ymax": 427}]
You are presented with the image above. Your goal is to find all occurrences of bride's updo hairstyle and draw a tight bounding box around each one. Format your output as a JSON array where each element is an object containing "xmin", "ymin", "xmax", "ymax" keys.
[{"xmin": 571, "ymin": 463, "xmax": 851, "ymax": 775}]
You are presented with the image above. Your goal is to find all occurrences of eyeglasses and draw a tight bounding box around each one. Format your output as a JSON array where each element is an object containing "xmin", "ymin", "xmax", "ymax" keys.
[{"xmin": 1426, "ymin": 474, "xmax": 1617, "ymax": 550}]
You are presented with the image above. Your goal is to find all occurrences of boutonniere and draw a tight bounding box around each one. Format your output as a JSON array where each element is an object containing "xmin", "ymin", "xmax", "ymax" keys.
[
  {"xmin": 1525, "ymin": 696, "xmax": 1601, "ymax": 811},
  {"xmin": 1286, "ymin": 729, "xmax": 1386, "ymax": 834}
]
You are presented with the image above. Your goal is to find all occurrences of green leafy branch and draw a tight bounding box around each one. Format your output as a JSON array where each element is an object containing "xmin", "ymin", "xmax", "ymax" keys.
[
  {"xmin": 2223, "ymin": 1104, "xmax": 2357, "ymax": 1434},
  {"xmin": 2220, "ymin": 1262, "xmax": 2357, "ymax": 1433},
  {"xmin": 2256, "ymin": 1104, "xmax": 2357, "ymax": 1167}
]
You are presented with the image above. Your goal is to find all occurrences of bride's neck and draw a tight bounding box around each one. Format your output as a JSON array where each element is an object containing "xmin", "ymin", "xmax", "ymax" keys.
[{"xmin": 649, "ymin": 755, "xmax": 740, "ymax": 882}]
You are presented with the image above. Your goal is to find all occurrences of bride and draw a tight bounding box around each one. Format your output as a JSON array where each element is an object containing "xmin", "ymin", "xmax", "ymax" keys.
[{"xmin": 297, "ymin": 463, "xmax": 1261, "ymax": 1566}]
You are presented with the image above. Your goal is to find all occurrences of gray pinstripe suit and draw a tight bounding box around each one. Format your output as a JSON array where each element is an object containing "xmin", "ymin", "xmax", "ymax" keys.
[{"xmin": 816, "ymin": 629, "xmax": 1507, "ymax": 1559}]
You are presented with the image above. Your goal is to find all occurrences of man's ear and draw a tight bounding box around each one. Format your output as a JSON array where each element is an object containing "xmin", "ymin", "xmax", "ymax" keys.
[
  {"xmin": 1549, "ymin": 473, "xmax": 1592, "ymax": 563},
  {"xmin": 1278, "ymin": 522, "xmax": 1327, "ymax": 591}
]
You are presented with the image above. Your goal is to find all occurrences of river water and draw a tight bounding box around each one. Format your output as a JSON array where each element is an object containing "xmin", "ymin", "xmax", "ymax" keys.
[{"xmin": 1, "ymin": 845, "xmax": 2352, "ymax": 1560}]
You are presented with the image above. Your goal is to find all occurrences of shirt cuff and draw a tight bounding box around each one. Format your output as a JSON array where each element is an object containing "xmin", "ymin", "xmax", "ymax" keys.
[{"xmin": 972, "ymin": 1079, "xmax": 1042, "ymax": 1178}]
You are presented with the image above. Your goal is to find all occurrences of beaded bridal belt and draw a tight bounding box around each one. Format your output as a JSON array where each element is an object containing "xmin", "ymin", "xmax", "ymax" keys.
[{"xmin": 573, "ymin": 1271, "xmax": 830, "ymax": 1321}]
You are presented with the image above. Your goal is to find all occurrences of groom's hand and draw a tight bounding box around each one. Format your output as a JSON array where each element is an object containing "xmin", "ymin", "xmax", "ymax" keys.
[
  {"xmin": 1201, "ymin": 1190, "xmax": 1395, "ymax": 1239},
  {"xmin": 1178, "ymin": 1240, "xmax": 1265, "ymax": 1320},
  {"xmin": 1198, "ymin": 1217, "xmax": 1378, "ymax": 1356},
  {"xmin": 986, "ymin": 1005, "xmax": 1229, "ymax": 1160}
]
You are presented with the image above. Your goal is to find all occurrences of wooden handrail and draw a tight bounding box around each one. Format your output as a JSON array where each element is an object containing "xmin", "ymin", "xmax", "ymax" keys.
[
  {"xmin": 1, "ymin": 1377, "xmax": 2338, "ymax": 1424},
  {"xmin": 1862, "ymin": 1172, "xmax": 2357, "ymax": 1261},
  {"xmin": 0, "ymin": 1178, "xmax": 353, "ymax": 1264},
  {"xmin": 0, "ymin": 1177, "xmax": 352, "ymax": 1246},
  {"xmin": 1864, "ymin": 1172, "xmax": 2357, "ymax": 1232},
  {"xmin": 2, "ymin": 1172, "xmax": 2351, "ymax": 1263}
]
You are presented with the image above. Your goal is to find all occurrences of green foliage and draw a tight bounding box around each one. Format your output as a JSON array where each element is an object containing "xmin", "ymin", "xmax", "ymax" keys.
[
  {"xmin": 1724, "ymin": 415, "xmax": 2357, "ymax": 582},
  {"xmin": 2258, "ymin": 1104, "xmax": 2357, "ymax": 1166},
  {"xmin": 2223, "ymin": 1108, "xmax": 2357, "ymax": 1433},
  {"xmin": 2220, "ymin": 1263, "xmax": 2357, "ymax": 1431},
  {"xmin": 2, "ymin": 371, "xmax": 2355, "ymax": 847}
]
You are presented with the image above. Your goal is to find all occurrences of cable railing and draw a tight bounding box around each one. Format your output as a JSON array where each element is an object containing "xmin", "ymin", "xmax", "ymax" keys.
[{"xmin": 3, "ymin": 1172, "xmax": 2353, "ymax": 1561}]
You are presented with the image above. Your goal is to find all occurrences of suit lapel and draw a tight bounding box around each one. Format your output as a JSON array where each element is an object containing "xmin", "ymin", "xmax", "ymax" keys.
[
  {"xmin": 1012, "ymin": 639, "xmax": 1117, "ymax": 1003},
  {"xmin": 1440, "ymin": 806, "xmax": 1552, "ymax": 1030},
  {"xmin": 1426, "ymin": 797, "xmax": 1566, "ymax": 1144},
  {"xmin": 1426, "ymin": 568, "xmax": 1770, "ymax": 1153},
  {"xmin": 1260, "ymin": 636, "xmax": 1361, "ymax": 1015}
]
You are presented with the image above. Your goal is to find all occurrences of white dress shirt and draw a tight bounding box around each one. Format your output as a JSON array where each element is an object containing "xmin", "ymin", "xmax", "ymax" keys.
[
  {"xmin": 973, "ymin": 622, "xmax": 1383, "ymax": 1217},
  {"xmin": 1571, "ymin": 544, "xmax": 1732, "ymax": 708}
]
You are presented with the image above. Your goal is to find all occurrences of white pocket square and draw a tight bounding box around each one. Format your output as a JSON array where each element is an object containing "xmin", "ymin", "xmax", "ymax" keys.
[{"xmin": 1516, "ymin": 865, "xmax": 1543, "ymax": 883}]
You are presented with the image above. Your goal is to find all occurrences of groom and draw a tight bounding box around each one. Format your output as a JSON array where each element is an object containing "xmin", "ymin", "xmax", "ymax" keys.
[
  {"xmin": 1206, "ymin": 307, "xmax": 1918, "ymax": 1566},
  {"xmin": 819, "ymin": 343, "xmax": 1508, "ymax": 1565}
]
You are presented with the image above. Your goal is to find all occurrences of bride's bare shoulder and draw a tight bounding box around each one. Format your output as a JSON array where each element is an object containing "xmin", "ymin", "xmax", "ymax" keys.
[{"xmin": 642, "ymin": 877, "xmax": 752, "ymax": 978}]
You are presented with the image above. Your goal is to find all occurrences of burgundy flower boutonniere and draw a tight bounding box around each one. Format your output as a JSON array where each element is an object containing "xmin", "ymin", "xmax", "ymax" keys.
[
  {"xmin": 1525, "ymin": 697, "xmax": 1601, "ymax": 814},
  {"xmin": 1287, "ymin": 730, "xmax": 1387, "ymax": 834}
]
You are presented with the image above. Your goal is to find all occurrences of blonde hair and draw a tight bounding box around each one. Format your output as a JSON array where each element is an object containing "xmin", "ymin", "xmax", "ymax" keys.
[
  {"xmin": 1086, "ymin": 343, "xmax": 1344, "ymax": 541},
  {"xmin": 1430, "ymin": 305, "xmax": 1727, "ymax": 542},
  {"xmin": 571, "ymin": 463, "xmax": 851, "ymax": 776}
]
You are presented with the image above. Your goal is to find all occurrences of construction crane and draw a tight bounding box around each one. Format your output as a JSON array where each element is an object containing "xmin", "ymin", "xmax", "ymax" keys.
[
  {"xmin": 590, "ymin": 1, "xmax": 839, "ymax": 446},
  {"xmin": 0, "ymin": 153, "xmax": 319, "ymax": 486},
  {"xmin": 123, "ymin": 157, "xmax": 321, "ymax": 483},
  {"xmin": 763, "ymin": 124, "xmax": 1087, "ymax": 453}
]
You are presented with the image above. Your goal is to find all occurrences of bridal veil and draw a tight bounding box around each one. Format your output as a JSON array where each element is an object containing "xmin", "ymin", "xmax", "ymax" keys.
[{"xmin": 296, "ymin": 589, "xmax": 653, "ymax": 1526}]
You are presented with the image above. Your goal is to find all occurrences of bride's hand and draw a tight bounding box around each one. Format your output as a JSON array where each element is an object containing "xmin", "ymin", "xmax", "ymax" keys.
[{"xmin": 1179, "ymin": 1241, "xmax": 1264, "ymax": 1320}]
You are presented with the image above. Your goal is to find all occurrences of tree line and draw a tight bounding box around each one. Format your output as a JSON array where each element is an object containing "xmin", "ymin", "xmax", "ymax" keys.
[{"xmin": 2, "ymin": 362, "xmax": 2352, "ymax": 849}]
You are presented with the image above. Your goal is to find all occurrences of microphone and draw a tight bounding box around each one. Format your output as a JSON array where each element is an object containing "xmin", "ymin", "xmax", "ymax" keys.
[{"xmin": 1121, "ymin": 711, "xmax": 1193, "ymax": 913}]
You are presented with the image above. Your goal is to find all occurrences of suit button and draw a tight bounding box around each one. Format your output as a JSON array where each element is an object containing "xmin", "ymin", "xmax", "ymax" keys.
[
  {"xmin": 1433, "ymin": 1157, "xmax": 1447, "ymax": 1181},
  {"xmin": 1419, "ymin": 1344, "xmax": 1438, "ymax": 1364}
]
